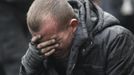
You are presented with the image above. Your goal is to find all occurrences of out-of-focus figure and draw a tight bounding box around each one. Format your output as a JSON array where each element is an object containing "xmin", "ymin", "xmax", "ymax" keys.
[
  {"xmin": 121, "ymin": 0, "xmax": 134, "ymax": 16},
  {"xmin": 101, "ymin": 0, "xmax": 134, "ymax": 33},
  {"xmin": 120, "ymin": 0, "xmax": 134, "ymax": 33},
  {"xmin": 0, "ymin": 0, "xmax": 32, "ymax": 75}
]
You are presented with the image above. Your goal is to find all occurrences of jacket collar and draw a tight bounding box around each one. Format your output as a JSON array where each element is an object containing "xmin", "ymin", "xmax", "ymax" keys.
[{"xmin": 66, "ymin": 0, "xmax": 90, "ymax": 75}]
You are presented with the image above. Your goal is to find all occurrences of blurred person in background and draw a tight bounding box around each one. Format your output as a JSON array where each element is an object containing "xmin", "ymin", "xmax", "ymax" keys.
[
  {"xmin": 100, "ymin": 0, "xmax": 134, "ymax": 33},
  {"xmin": 0, "ymin": 0, "xmax": 32, "ymax": 75}
]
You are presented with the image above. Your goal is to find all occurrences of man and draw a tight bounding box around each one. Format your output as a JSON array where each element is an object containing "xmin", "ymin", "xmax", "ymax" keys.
[{"xmin": 20, "ymin": 0, "xmax": 134, "ymax": 75}]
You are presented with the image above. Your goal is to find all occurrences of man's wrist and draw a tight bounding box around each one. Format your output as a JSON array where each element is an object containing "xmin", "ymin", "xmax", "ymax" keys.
[{"xmin": 21, "ymin": 43, "xmax": 44, "ymax": 73}]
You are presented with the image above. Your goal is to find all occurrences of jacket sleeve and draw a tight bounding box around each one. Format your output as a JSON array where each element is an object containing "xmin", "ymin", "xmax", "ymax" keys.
[
  {"xmin": 105, "ymin": 28, "xmax": 134, "ymax": 75},
  {"xmin": 19, "ymin": 43, "xmax": 45, "ymax": 75}
]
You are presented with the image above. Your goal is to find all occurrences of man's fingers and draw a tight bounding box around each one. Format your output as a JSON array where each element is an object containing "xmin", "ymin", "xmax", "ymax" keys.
[
  {"xmin": 37, "ymin": 39, "xmax": 56, "ymax": 49},
  {"xmin": 41, "ymin": 44, "xmax": 59, "ymax": 53},
  {"xmin": 44, "ymin": 49, "xmax": 55, "ymax": 57},
  {"xmin": 31, "ymin": 35, "xmax": 41, "ymax": 44},
  {"xmin": 50, "ymin": 35, "xmax": 57, "ymax": 39}
]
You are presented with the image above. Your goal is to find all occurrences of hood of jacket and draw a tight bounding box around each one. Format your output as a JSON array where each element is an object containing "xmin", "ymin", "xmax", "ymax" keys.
[
  {"xmin": 68, "ymin": 0, "xmax": 120, "ymax": 37},
  {"xmin": 66, "ymin": 0, "xmax": 120, "ymax": 75}
]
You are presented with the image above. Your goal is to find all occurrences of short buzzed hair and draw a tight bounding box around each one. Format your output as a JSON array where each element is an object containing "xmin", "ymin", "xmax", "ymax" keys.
[{"xmin": 27, "ymin": 0, "xmax": 77, "ymax": 32}]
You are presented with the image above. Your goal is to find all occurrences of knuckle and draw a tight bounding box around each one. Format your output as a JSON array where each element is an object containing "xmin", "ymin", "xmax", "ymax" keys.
[
  {"xmin": 47, "ymin": 47, "xmax": 51, "ymax": 50},
  {"xmin": 45, "ymin": 53, "xmax": 49, "ymax": 57},
  {"xmin": 37, "ymin": 44, "xmax": 42, "ymax": 48},
  {"xmin": 55, "ymin": 44, "xmax": 59, "ymax": 47},
  {"xmin": 31, "ymin": 38, "xmax": 35, "ymax": 42},
  {"xmin": 44, "ymin": 49, "xmax": 55, "ymax": 57},
  {"xmin": 41, "ymin": 49, "xmax": 45, "ymax": 53},
  {"xmin": 40, "ymin": 50, "xmax": 43, "ymax": 53},
  {"xmin": 46, "ymin": 47, "xmax": 53, "ymax": 52},
  {"xmin": 38, "ymin": 42, "xmax": 47, "ymax": 48},
  {"xmin": 50, "ymin": 39, "xmax": 55, "ymax": 43}
]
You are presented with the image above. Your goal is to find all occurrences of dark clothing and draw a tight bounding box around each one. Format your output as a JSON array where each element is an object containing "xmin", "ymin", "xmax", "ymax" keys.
[{"xmin": 20, "ymin": 0, "xmax": 134, "ymax": 75}]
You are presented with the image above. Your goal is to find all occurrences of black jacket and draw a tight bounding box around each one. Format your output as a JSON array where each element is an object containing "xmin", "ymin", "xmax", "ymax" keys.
[{"xmin": 20, "ymin": 0, "xmax": 134, "ymax": 75}]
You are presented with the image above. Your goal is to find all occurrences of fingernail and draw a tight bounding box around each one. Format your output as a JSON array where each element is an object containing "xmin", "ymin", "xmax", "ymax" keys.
[
  {"xmin": 37, "ymin": 44, "xmax": 41, "ymax": 48},
  {"xmin": 52, "ymin": 39, "xmax": 56, "ymax": 42},
  {"xmin": 52, "ymin": 49, "xmax": 55, "ymax": 51},
  {"xmin": 55, "ymin": 44, "xmax": 59, "ymax": 47}
]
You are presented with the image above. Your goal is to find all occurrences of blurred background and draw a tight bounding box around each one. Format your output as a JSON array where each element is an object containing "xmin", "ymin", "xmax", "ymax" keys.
[
  {"xmin": 0, "ymin": 0, "xmax": 134, "ymax": 75},
  {"xmin": 0, "ymin": 0, "xmax": 32, "ymax": 75},
  {"xmin": 100, "ymin": 0, "xmax": 134, "ymax": 33}
]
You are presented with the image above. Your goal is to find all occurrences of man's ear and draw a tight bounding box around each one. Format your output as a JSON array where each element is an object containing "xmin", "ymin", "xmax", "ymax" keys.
[{"xmin": 69, "ymin": 18, "xmax": 78, "ymax": 32}]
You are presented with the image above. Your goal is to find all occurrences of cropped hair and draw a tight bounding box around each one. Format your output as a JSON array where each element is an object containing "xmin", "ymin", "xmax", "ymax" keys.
[{"xmin": 27, "ymin": 0, "xmax": 77, "ymax": 32}]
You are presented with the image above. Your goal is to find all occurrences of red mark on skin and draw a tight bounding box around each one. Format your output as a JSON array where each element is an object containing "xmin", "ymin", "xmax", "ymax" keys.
[{"xmin": 39, "ymin": 16, "xmax": 60, "ymax": 41}]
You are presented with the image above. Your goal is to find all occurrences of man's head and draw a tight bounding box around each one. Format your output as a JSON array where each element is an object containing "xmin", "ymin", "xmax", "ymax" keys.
[{"xmin": 27, "ymin": 0, "xmax": 78, "ymax": 58}]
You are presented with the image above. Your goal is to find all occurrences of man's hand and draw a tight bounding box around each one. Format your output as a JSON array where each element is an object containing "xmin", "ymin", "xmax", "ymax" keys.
[{"xmin": 31, "ymin": 35, "xmax": 59, "ymax": 58}]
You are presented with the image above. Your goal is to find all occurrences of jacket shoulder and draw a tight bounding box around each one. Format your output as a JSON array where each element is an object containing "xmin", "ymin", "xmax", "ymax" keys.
[{"xmin": 94, "ymin": 25, "xmax": 133, "ymax": 45}]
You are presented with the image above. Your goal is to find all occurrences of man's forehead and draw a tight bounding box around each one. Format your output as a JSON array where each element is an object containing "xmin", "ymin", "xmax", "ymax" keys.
[{"xmin": 38, "ymin": 16, "xmax": 60, "ymax": 36}]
